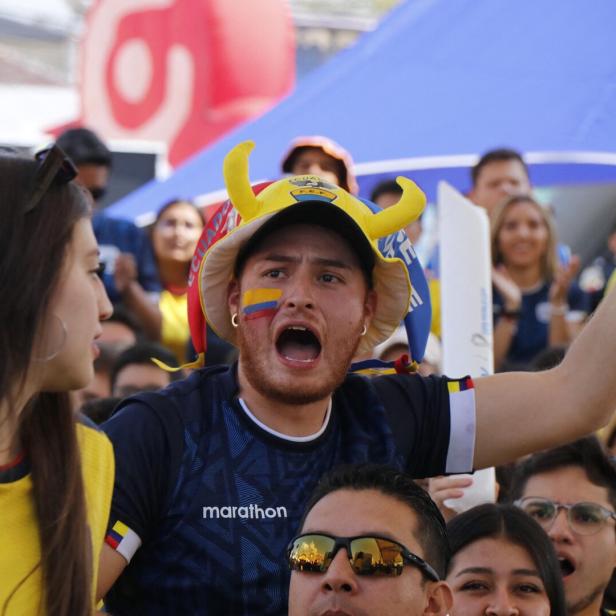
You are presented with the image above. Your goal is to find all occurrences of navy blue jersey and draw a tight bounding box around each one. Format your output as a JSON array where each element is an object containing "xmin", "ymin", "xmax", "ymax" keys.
[
  {"xmin": 493, "ymin": 280, "xmax": 589, "ymax": 368},
  {"xmin": 102, "ymin": 365, "xmax": 473, "ymax": 615}
]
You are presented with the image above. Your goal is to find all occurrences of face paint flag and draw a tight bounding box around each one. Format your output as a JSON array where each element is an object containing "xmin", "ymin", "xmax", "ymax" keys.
[{"xmin": 242, "ymin": 288, "xmax": 282, "ymax": 320}]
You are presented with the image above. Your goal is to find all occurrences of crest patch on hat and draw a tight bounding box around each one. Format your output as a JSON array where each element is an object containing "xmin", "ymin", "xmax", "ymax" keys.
[{"xmin": 289, "ymin": 176, "xmax": 338, "ymax": 203}]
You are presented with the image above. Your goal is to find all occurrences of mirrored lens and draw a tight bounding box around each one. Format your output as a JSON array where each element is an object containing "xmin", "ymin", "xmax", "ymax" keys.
[
  {"xmin": 288, "ymin": 535, "xmax": 334, "ymax": 572},
  {"xmin": 350, "ymin": 537, "xmax": 404, "ymax": 576}
]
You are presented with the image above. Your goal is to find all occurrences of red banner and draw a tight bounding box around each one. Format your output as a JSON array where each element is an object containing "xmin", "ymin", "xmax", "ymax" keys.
[{"xmin": 78, "ymin": 0, "xmax": 295, "ymax": 166}]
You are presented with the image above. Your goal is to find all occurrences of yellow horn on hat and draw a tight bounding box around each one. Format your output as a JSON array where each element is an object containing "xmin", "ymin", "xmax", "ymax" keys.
[
  {"xmin": 366, "ymin": 177, "xmax": 426, "ymax": 240},
  {"xmin": 223, "ymin": 141, "xmax": 260, "ymax": 221}
]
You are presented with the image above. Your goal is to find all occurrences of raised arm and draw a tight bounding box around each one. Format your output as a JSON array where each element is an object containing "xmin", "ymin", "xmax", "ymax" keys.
[{"xmin": 473, "ymin": 284, "xmax": 616, "ymax": 469}]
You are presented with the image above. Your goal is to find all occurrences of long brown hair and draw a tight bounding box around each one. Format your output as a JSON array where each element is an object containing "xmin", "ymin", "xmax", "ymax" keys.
[
  {"xmin": 0, "ymin": 154, "xmax": 92, "ymax": 614},
  {"xmin": 490, "ymin": 194, "xmax": 558, "ymax": 280}
]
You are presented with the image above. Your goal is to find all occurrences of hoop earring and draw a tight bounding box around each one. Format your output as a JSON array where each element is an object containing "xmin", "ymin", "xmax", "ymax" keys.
[
  {"xmin": 360, "ymin": 324, "xmax": 367, "ymax": 337},
  {"xmin": 34, "ymin": 314, "xmax": 68, "ymax": 362},
  {"xmin": 231, "ymin": 312, "xmax": 239, "ymax": 328}
]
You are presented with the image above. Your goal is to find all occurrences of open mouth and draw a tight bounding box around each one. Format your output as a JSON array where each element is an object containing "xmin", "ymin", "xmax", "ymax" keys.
[
  {"xmin": 276, "ymin": 326, "xmax": 321, "ymax": 363},
  {"xmin": 558, "ymin": 557, "xmax": 575, "ymax": 578}
]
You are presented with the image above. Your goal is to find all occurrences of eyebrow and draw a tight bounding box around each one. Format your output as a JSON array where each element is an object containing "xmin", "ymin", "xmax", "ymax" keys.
[
  {"xmin": 456, "ymin": 567, "xmax": 541, "ymax": 578},
  {"xmin": 455, "ymin": 567, "xmax": 491, "ymax": 577},
  {"xmin": 261, "ymin": 254, "xmax": 353, "ymax": 270}
]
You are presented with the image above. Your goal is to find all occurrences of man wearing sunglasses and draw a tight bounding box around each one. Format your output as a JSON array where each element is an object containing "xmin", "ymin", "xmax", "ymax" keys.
[
  {"xmin": 55, "ymin": 127, "xmax": 161, "ymax": 305},
  {"xmin": 511, "ymin": 437, "xmax": 616, "ymax": 616},
  {"xmin": 288, "ymin": 464, "xmax": 452, "ymax": 616}
]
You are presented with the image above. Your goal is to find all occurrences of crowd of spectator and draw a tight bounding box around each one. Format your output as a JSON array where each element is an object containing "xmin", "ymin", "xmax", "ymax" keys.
[{"xmin": 1, "ymin": 128, "xmax": 615, "ymax": 616}]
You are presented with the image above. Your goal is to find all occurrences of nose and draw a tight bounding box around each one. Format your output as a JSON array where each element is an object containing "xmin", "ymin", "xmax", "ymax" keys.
[
  {"xmin": 98, "ymin": 280, "xmax": 113, "ymax": 321},
  {"xmin": 320, "ymin": 549, "xmax": 358, "ymax": 595},
  {"xmin": 282, "ymin": 268, "xmax": 315, "ymax": 311},
  {"xmin": 486, "ymin": 587, "xmax": 519, "ymax": 615},
  {"xmin": 547, "ymin": 508, "xmax": 573, "ymax": 543},
  {"xmin": 307, "ymin": 163, "xmax": 327, "ymax": 176}
]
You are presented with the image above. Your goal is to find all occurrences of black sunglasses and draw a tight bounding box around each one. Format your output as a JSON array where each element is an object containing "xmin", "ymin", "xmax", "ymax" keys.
[
  {"xmin": 23, "ymin": 145, "xmax": 78, "ymax": 214},
  {"xmin": 287, "ymin": 533, "xmax": 440, "ymax": 581}
]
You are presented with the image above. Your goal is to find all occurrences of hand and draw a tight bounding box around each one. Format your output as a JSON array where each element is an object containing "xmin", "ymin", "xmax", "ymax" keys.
[
  {"xmin": 549, "ymin": 255, "xmax": 580, "ymax": 307},
  {"xmin": 492, "ymin": 265, "xmax": 522, "ymax": 310},
  {"xmin": 427, "ymin": 475, "xmax": 473, "ymax": 522},
  {"xmin": 114, "ymin": 253, "xmax": 138, "ymax": 294}
]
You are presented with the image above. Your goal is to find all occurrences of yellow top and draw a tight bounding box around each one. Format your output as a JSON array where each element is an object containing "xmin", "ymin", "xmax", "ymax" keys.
[
  {"xmin": 0, "ymin": 420, "xmax": 114, "ymax": 615},
  {"xmin": 605, "ymin": 269, "xmax": 616, "ymax": 297},
  {"xmin": 428, "ymin": 277, "xmax": 442, "ymax": 339},
  {"xmin": 160, "ymin": 288, "xmax": 190, "ymax": 364}
]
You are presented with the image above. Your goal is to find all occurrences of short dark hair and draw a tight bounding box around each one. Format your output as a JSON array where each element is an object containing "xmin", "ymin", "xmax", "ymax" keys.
[
  {"xmin": 80, "ymin": 396, "xmax": 122, "ymax": 425},
  {"xmin": 447, "ymin": 504, "xmax": 567, "ymax": 616},
  {"xmin": 105, "ymin": 304, "xmax": 142, "ymax": 338},
  {"xmin": 56, "ymin": 127, "xmax": 112, "ymax": 168},
  {"xmin": 530, "ymin": 345, "xmax": 567, "ymax": 371},
  {"xmin": 370, "ymin": 179, "xmax": 402, "ymax": 203},
  {"xmin": 509, "ymin": 436, "xmax": 616, "ymax": 510},
  {"xmin": 471, "ymin": 148, "xmax": 528, "ymax": 186},
  {"xmin": 299, "ymin": 464, "xmax": 449, "ymax": 579},
  {"xmin": 110, "ymin": 342, "xmax": 183, "ymax": 392}
]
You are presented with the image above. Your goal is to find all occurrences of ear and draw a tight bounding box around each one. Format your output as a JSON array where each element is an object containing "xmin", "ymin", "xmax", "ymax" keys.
[
  {"xmin": 423, "ymin": 581, "xmax": 453, "ymax": 616},
  {"xmin": 228, "ymin": 279, "xmax": 241, "ymax": 317},
  {"xmin": 363, "ymin": 289, "xmax": 377, "ymax": 326}
]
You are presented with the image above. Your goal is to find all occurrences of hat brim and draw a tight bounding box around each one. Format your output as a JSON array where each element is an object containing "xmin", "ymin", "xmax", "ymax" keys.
[{"xmin": 200, "ymin": 201, "xmax": 411, "ymax": 356}]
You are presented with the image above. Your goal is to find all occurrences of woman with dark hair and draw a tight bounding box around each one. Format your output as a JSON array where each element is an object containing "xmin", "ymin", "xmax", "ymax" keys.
[
  {"xmin": 114, "ymin": 199, "xmax": 205, "ymax": 363},
  {"xmin": 0, "ymin": 147, "xmax": 114, "ymax": 615},
  {"xmin": 446, "ymin": 503, "xmax": 567, "ymax": 615},
  {"xmin": 491, "ymin": 195, "xmax": 588, "ymax": 370}
]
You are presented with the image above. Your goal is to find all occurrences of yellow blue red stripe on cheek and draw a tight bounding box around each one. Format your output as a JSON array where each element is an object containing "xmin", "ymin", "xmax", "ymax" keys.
[{"xmin": 242, "ymin": 288, "xmax": 283, "ymax": 320}]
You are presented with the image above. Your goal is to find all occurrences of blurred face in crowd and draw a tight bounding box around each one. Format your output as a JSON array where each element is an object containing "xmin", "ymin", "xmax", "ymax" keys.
[
  {"xmin": 112, "ymin": 363, "xmax": 172, "ymax": 397},
  {"xmin": 446, "ymin": 536, "xmax": 551, "ymax": 616},
  {"xmin": 496, "ymin": 200, "xmax": 549, "ymax": 271},
  {"xmin": 520, "ymin": 465, "xmax": 616, "ymax": 615},
  {"xmin": 470, "ymin": 160, "xmax": 531, "ymax": 215},
  {"xmin": 374, "ymin": 190, "xmax": 423, "ymax": 244},
  {"xmin": 289, "ymin": 147, "xmax": 343, "ymax": 187},
  {"xmin": 40, "ymin": 218, "xmax": 112, "ymax": 391},
  {"xmin": 229, "ymin": 224, "xmax": 375, "ymax": 406},
  {"xmin": 75, "ymin": 163, "xmax": 109, "ymax": 202},
  {"xmin": 73, "ymin": 365, "xmax": 112, "ymax": 409},
  {"xmin": 153, "ymin": 201, "xmax": 204, "ymax": 265},
  {"xmin": 99, "ymin": 321, "xmax": 137, "ymax": 357},
  {"xmin": 288, "ymin": 488, "xmax": 452, "ymax": 616}
]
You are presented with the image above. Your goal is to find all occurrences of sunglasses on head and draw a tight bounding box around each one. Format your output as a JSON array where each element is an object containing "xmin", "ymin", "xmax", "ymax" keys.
[
  {"xmin": 515, "ymin": 496, "xmax": 616, "ymax": 535},
  {"xmin": 89, "ymin": 186, "xmax": 107, "ymax": 202},
  {"xmin": 23, "ymin": 145, "xmax": 78, "ymax": 214},
  {"xmin": 287, "ymin": 533, "xmax": 440, "ymax": 581}
]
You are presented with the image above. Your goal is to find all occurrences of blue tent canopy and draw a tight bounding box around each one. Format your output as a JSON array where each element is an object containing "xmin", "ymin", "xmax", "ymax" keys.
[{"xmin": 107, "ymin": 0, "xmax": 616, "ymax": 223}]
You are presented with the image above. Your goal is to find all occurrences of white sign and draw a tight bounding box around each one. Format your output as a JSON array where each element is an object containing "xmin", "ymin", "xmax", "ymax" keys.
[
  {"xmin": 439, "ymin": 181, "xmax": 494, "ymax": 377},
  {"xmin": 439, "ymin": 181, "xmax": 495, "ymax": 509}
]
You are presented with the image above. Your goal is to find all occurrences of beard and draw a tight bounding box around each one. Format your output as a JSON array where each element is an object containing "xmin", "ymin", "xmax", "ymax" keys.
[
  {"xmin": 567, "ymin": 582, "xmax": 606, "ymax": 615},
  {"xmin": 236, "ymin": 322, "xmax": 362, "ymax": 406}
]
